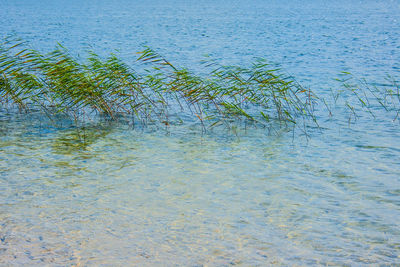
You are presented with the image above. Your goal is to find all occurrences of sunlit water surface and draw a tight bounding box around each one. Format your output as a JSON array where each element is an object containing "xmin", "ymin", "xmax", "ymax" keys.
[{"xmin": 1, "ymin": 0, "xmax": 400, "ymax": 265}]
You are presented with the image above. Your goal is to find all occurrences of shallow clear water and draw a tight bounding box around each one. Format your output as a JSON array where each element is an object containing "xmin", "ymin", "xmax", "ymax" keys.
[{"xmin": 1, "ymin": 0, "xmax": 400, "ymax": 265}]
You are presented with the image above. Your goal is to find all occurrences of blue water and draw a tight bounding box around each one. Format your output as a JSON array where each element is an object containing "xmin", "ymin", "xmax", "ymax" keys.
[
  {"xmin": 1, "ymin": 0, "xmax": 399, "ymax": 85},
  {"xmin": 1, "ymin": 0, "xmax": 400, "ymax": 265}
]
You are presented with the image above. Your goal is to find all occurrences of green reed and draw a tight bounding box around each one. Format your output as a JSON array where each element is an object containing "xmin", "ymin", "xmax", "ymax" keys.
[
  {"xmin": 1, "ymin": 38, "xmax": 398, "ymax": 132},
  {"xmin": 334, "ymin": 72, "xmax": 400, "ymax": 122},
  {"xmin": 0, "ymin": 38, "xmax": 316, "ymax": 130}
]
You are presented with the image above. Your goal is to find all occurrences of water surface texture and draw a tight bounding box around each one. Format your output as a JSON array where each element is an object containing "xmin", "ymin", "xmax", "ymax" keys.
[{"xmin": 1, "ymin": 0, "xmax": 400, "ymax": 265}]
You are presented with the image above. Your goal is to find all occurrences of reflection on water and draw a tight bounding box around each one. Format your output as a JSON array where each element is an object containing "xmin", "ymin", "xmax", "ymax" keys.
[{"xmin": 0, "ymin": 110, "xmax": 399, "ymax": 265}]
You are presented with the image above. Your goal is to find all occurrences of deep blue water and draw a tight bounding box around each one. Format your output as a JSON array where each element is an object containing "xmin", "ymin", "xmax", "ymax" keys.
[
  {"xmin": 1, "ymin": 0, "xmax": 400, "ymax": 265},
  {"xmin": 1, "ymin": 0, "xmax": 399, "ymax": 85}
]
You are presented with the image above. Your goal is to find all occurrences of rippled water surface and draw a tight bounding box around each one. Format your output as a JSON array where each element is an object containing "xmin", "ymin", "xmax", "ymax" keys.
[{"xmin": 1, "ymin": 0, "xmax": 400, "ymax": 265}]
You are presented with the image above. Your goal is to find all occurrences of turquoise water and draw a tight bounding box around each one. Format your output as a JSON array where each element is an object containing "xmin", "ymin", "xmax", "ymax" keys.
[{"xmin": 1, "ymin": 0, "xmax": 400, "ymax": 265}]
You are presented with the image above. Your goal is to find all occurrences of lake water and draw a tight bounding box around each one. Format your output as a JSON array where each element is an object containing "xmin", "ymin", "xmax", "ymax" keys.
[{"xmin": 1, "ymin": 0, "xmax": 400, "ymax": 265}]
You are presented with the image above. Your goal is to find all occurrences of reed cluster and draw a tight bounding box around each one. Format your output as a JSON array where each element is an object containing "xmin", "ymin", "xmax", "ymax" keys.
[
  {"xmin": 1, "ymin": 38, "xmax": 398, "ymax": 132},
  {"xmin": 0, "ymin": 38, "xmax": 316, "ymax": 130},
  {"xmin": 333, "ymin": 72, "xmax": 400, "ymax": 122}
]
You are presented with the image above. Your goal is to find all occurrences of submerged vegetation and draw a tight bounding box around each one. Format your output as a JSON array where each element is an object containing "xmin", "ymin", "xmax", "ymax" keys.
[{"xmin": 0, "ymin": 37, "xmax": 399, "ymax": 134}]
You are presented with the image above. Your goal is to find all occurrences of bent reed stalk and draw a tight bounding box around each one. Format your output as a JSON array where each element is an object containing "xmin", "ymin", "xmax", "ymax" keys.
[{"xmin": 0, "ymin": 38, "xmax": 316, "ymax": 131}]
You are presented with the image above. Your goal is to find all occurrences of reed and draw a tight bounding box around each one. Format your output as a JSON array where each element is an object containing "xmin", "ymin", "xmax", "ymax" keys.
[
  {"xmin": 0, "ymin": 38, "xmax": 316, "ymax": 131},
  {"xmin": 1, "ymin": 38, "xmax": 398, "ymax": 133},
  {"xmin": 335, "ymin": 72, "xmax": 400, "ymax": 122}
]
